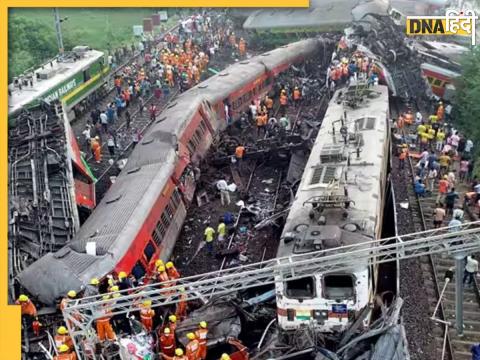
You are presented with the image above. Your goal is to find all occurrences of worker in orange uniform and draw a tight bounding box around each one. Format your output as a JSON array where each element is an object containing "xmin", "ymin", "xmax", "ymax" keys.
[
  {"xmin": 60, "ymin": 290, "xmax": 77, "ymax": 311},
  {"xmin": 159, "ymin": 327, "xmax": 176, "ymax": 356},
  {"xmin": 175, "ymin": 288, "xmax": 188, "ymax": 320},
  {"xmin": 226, "ymin": 338, "xmax": 249, "ymax": 360},
  {"xmin": 96, "ymin": 295, "xmax": 116, "ymax": 342},
  {"xmin": 185, "ymin": 332, "xmax": 200, "ymax": 360},
  {"xmin": 238, "ymin": 38, "xmax": 246, "ymax": 57},
  {"xmin": 195, "ymin": 322, "xmax": 208, "ymax": 360},
  {"xmin": 436, "ymin": 101, "xmax": 444, "ymax": 121},
  {"xmin": 293, "ymin": 87, "xmax": 301, "ymax": 108},
  {"xmin": 148, "ymin": 259, "xmax": 164, "ymax": 278},
  {"xmin": 55, "ymin": 326, "xmax": 73, "ymax": 350},
  {"xmin": 161, "ymin": 348, "xmax": 188, "ymax": 360},
  {"xmin": 53, "ymin": 344, "xmax": 77, "ymax": 360},
  {"xmin": 91, "ymin": 136, "xmax": 102, "ymax": 163},
  {"xmin": 16, "ymin": 294, "xmax": 37, "ymax": 317},
  {"xmin": 158, "ymin": 265, "xmax": 173, "ymax": 294},
  {"xmin": 167, "ymin": 314, "xmax": 177, "ymax": 333},
  {"xmin": 279, "ymin": 90, "xmax": 288, "ymax": 116},
  {"xmin": 140, "ymin": 300, "xmax": 155, "ymax": 332},
  {"xmin": 166, "ymin": 261, "xmax": 180, "ymax": 281}
]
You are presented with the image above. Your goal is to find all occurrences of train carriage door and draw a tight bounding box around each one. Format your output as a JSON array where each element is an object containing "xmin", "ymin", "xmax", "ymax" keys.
[
  {"xmin": 179, "ymin": 168, "xmax": 196, "ymax": 203},
  {"xmin": 199, "ymin": 100, "xmax": 217, "ymax": 133}
]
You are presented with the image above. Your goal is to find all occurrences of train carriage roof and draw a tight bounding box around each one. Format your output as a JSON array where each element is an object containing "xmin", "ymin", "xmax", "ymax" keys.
[
  {"xmin": 242, "ymin": 0, "xmax": 389, "ymax": 31},
  {"xmin": 18, "ymin": 144, "xmax": 176, "ymax": 304},
  {"xmin": 8, "ymin": 49, "xmax": 105, "ymax": 116},
  {"xmin": 277, "ymin": 85, "xmax": 389, "ymax": 260}
]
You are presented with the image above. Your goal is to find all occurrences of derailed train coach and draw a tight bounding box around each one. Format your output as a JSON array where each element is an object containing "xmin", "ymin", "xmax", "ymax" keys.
[
  {"xmin": 17, "ymin": 38, "xmax": 332, "ymax": 305},
  {"xmin": 275, "ymin": 84, "xmax": 390, "ymax": 332}
]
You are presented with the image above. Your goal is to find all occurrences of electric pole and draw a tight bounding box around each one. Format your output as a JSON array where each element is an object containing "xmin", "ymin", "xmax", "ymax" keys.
[{"xmin": 53, "ymin": 8, "xmax": 65, "ymax": 55}]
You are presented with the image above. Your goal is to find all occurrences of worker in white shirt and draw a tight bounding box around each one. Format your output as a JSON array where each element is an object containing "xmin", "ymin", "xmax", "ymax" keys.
[
  {"xmin": 463, "ymin": 255, "xmax": 479, "ymax": 286},
  {"xmin": 216, "ymin": 179, "xmax": 230, "ymax": 206}
]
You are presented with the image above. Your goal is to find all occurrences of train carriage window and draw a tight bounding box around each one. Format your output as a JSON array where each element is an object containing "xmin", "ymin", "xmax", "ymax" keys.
[
  {"xmin": 161, "ymin": 212, "xmax": 170, "ymax": 228},
  {"xmin": 427, "ymin": 77, "xmax": 434, "ymax": 85},
  {"xmin": 199, "ymin": 120, "xmax": 207, "ymax": 133},
  {"xmin": 143, "ymin": 241, "xmax": 156, "ymax": 262},
  {"xmin": 323, "ymin": 274, "xmax": 355, "ymax": 300},
  {"xmin": 131, "ymin": 261, "xmax": 146, "ymax": 280},
  {"xmin": 152, "ymin": 228, "xmax": 163, "ymax": 246},
  {"xmin": 195, "ymin": 128, "xmax": 203, "ymax": 140},
  {"xmin": 171, "ymin": 190, "xmax": 180, "ymax": 208},
  {"xmin": 83, "ymin": 70, "xmax": 91, "ymax": 82},
  {"xmin": 187, "ymin": 141, "xmax": 195, "ymax": 154},
  {"xmin": 166, "ymin": 203, "xmax": 174, "ymax": 218},
  {"xmin": 432, "ymin": 79, "xmax": 443, "ymax": 87},
  {"xmin": 285, "ymin": 277, "xmax": 315, "ymax": 299},
  {"xmin": 156, "ymin": 220, "xmax": 166, "ymax": 237}
]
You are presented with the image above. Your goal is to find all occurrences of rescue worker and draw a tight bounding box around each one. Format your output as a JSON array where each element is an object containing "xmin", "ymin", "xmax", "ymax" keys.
[
  {"xmin": 185, "ymin": 332, "xmax": 200, "ymax": 360},
  {"xmin": 227, "ymin": 338, "xmax": 249, "ymax": 360},
  {"xmin": 204, "ymin": 223, "xmax": 215, "ymax": 255},
  {"xmin": 238, "ymin": 38, "xmax": 246, "ymax": 57},
  {"xmin": 161, "ymin": 348, "xmax": 188, "ymax": 360},
  {"xmin": 195, "ymin": 322, "xmax": 208, "ymax": 360},
  {"xmin": 166, "ymin": 261, "xmax": 180, "ymax": 280},
  {"xmin": 160, "ymin": 327, "xmax": 176, "ymax": 357},
  {"xmin": 217, "ymin": 219, "xmax": 227, "ymax": 242},
  {"xmin": 60, "ymin": 290, "xmax": 77, "ymax": 311},
  {"xmin": 140, "ymin": 300, "xmax": 155, "ymax": 332},
  {"xmin": 293, "ymin": 86, "xmax": 301, "ymax": 107},
  {"xmin": 91, "ymin": 136, "xmax": 102, "ymax": 163},
  {"xmin": 168, "ymin": 314, "xmax": 178, "ymax": 333},
  {"xmin": 84, "ymin": 278, "xmax": 100, "ymax": 298},
  {"xmin": 96, "ymin": 295, "xmax": 116, "ymax": 342},
  {"xmin": 118, "ymin": 271, "xmax": 133, "ymax": 291},
  {"xmin": 279, "ymin": 90, "xmax": 288, "ymax": 116},
  {"xmin": 55, "ymin": 326, "xmax": 73, "ymax": 350},
  {"xmin": 175, "ymin": 287, "xmax": 188, "ymax": 320},
  {"xmin": 16, "ymin": 294, "xmax": 37, "ymax": 317},
  {"xmin": 54, "ymin": 344, "xmax": 77, "ymax": 360},
  {"xmin": 235, "ymin": 144, "xmax": 245, "ymax": 173}
]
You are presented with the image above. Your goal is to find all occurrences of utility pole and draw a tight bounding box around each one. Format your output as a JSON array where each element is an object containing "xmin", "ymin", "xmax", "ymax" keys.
[{"xmin": 53, "ymin": 8, "xmax": 65, "ymax": 55}]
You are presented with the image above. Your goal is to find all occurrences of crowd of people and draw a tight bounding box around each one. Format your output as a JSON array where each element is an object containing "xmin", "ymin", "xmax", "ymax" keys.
[
  {"xmin": 395, "ymin": 101, "xmax": 479, "ymax": 220},
  {"xmin": 17, "ymin": 257, "xmax": 249, "ymax": 360},
  {"xmin": 79, "ymin": 12, "xmax": 247, "ymax": 166}
]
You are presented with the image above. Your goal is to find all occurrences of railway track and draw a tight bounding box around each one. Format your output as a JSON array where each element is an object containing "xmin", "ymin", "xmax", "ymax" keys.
[
  {"xmin": 85, "ymin": 88, "xmax": 180, "ymax": 202},
  {"xmin": 395, "ymin": 113, "xmax": 480, "ymax": 359},
  {"xmin": 406, "ymin": 153, "xmax": 480, "ymax": 360}
]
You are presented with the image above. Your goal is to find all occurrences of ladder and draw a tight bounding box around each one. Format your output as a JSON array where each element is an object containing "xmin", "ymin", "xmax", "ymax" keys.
[{"xmin": 64, "ymin": 221, "xmax": 480, "ymax": 359}]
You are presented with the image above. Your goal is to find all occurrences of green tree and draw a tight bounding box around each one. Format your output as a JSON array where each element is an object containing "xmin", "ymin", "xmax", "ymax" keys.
[
  {"xmin": 454, "ymin": 47, "xmax": 480, "ymax": 177},
  {"xmin": 8, "ymin": 16, "xmax": 58, "ymax": 80}
]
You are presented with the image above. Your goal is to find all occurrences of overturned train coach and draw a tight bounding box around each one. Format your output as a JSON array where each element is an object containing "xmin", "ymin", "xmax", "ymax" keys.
[
  {"xmin": 275, "ymin": 84, "xmax": 389, "ymax": 332},
  {"xmin": 17, "ymin": 38, "xmax": 330, "ymax": 305}
]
